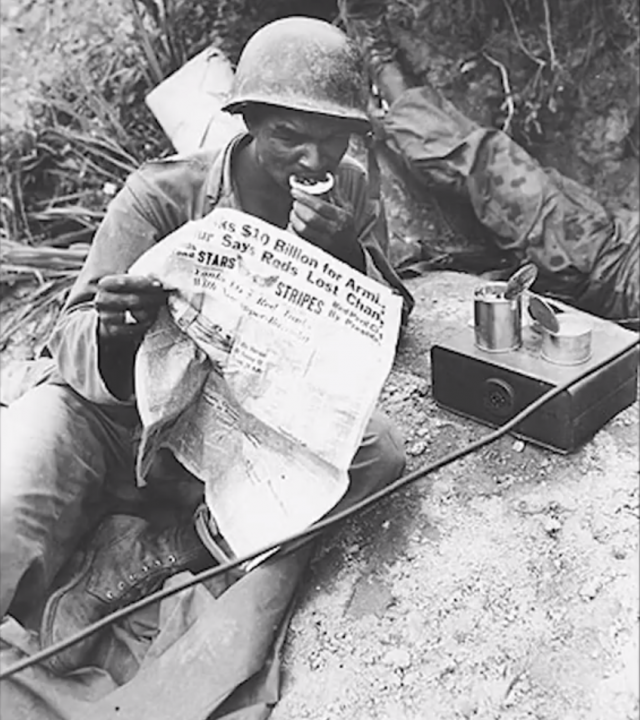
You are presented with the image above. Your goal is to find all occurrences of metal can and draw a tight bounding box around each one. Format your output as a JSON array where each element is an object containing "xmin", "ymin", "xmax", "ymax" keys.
[
  {"xmin": 474, "ymin": 282, "xmax": 522, "ymax": 353},
  {"xmin": 541, "ymin": 314, "xmax": 592, "ymax": 365}
]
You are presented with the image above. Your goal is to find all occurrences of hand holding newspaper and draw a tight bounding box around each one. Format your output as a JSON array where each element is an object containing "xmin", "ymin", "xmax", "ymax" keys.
[{"xmin": 130, "ymin": 208, "xmax": 402, "ymax": 557}]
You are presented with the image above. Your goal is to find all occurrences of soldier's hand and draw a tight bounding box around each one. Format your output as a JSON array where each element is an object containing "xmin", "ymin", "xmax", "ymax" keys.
[
  {"xmin": 288, "ymin": 187, "xmax": 356, "ymax": 254},
  {"xmin": 95, "ymin": 275, "xmax": 171, "ymax": 341}
]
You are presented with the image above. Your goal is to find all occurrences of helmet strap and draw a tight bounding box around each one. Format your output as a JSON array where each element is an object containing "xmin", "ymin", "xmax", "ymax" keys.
[{"xmin": 364, "ymin": 131, "xmax": 381, "ymax": 203}]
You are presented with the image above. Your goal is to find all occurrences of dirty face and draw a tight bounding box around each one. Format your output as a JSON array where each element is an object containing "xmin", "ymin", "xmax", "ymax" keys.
[{"xmin": 245, "ymin": 105, "xmax": 355, "ymax": 191}]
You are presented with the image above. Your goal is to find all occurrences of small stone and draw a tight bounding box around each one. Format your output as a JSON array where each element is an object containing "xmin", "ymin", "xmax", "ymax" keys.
[
  {"xmin": 415, "ymin": 383, "xmax": 429, "ymax": 397},
  {"xmin": 512, "ymin": 440, "xmax": 526, "ymax": 452},
  {"xmin": 402, "ymin": 671, "xmax": 421, "ymax": 687},
  {"xmin": 543, "ymin": 516, "xmax": 562, "ymax": 536},
  {"xmin": 457, "ymin": 698, "xmax": 477, "ymax": 718},
  {"xmin": 440, "ymin": 661, "xmax": 457, "ymax": 677},
  {"xmin": 102, "ymin": 181, "xmax": 117, "ymax": 196},
  {"xmin": 579, "ymin": 578, "xmax": 601, "ymax": 600},
  {"xmin": 385, "ymin": 673, "xmax": 403, "ymax": 689},
  {"xmin": 590, "ymin": 516, "xmax": 611, "ymax": 543},
  {"xmin": 557, "ymin": 497, "xmax": 578, "ymax": 513},
  {"xmin": 382, "ymin": 648, "xmax": 412, "ymax": 669},
  {"xmin": 612, "ymin": 544, "xmax": 627, "ymax": 560},
  {"xmin": 407, "ymin": 441, "xmax": 427, "ymax": 456}
]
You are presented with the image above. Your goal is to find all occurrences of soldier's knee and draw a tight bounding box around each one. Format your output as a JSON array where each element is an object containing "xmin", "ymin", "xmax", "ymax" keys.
[
  {"xmin": 371, "ymin": 412, "xmax": 406, "ymax": 480},
  {"xmin": 352, "ymin": 410, "xmax": 406, "ymax": 484}
]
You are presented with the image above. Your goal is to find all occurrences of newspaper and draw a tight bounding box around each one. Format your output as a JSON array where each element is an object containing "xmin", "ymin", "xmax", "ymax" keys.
[{"xmin": 130, "ymin": 207, "xmax": 402, "ymax": 557}]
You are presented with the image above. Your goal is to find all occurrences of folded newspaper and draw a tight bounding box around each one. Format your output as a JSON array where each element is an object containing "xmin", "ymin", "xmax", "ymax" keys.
[{"xmin": 130, "ymin": 208, "xmax": 402, "ymax": 557}]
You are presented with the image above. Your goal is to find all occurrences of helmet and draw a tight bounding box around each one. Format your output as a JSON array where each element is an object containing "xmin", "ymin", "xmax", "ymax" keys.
[{"xmin": 223, "ymin": 17, "xmax": 370, "ymax": 130}]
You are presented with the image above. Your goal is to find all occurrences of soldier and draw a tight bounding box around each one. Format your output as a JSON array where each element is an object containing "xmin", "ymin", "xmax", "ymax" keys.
[
  {"xmin": 340, "ymin": 0, "xmax": 639, "ymax": 325},
  {"xmin": 0, "ymin": 16, "xmax": 412, "ymax": 680}
]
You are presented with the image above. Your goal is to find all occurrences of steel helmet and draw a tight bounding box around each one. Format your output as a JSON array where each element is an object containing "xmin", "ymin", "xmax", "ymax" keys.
[{"xmin": 223, "ymin": 17, "xmax": 370, "ymax": 130}]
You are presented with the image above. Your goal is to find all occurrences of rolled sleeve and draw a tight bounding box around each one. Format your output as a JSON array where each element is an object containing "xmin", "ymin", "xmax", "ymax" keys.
[
  {"xmin": 48, "ymin": 304, "xmax": 135, "ymax": 406},
  {"xmin": 49, "ymin": 166, "xmax": 177, "ymax": 404}
]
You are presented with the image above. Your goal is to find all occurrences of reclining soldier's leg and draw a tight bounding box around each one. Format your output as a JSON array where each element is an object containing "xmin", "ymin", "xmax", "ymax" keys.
[
  {"xmin": 0, "ymin": 383, "xmax": 134, "ymax": 619},
  {"xmin": 340, "ymin": 0, "xmax": 640, "ymax": 323},
  {"xmin": 338, "ymin": 0, "xmax": 410, "ymax": 104}
]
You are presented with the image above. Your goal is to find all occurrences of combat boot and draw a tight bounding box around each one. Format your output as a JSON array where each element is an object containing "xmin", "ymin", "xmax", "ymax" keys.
[
  {"xmin": 338, "ymin": 0, "xmax": 398, "ymax": 77},
  {"xmin": 40, "ymin": 513, "xmax": 213, "ymax": 675}
]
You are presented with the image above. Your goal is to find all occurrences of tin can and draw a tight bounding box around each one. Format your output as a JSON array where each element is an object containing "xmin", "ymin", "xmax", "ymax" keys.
[
  {"xmin": 541, "ymin": 314, "xmax": 592, "ymax": 365},
  {"xmin": 474, "ymin": 282, "xmax": 522, "ymax": 353}
]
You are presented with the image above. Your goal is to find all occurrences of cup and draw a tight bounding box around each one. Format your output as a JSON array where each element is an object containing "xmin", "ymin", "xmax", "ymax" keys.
[
  {"xmin": 541, "ymin": 313, "xmax": 592, "ymax": 365},
  {"xmin": 474, "ymin": 282, "xmax": 522, "ymax": 353}
]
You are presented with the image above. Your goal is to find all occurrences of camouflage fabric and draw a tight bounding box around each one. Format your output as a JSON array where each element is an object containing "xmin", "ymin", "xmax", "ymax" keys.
[
  {"xmin": 380, "ymin": 86, "xmax": 639, "ymax": 323},
  {"xmin": 577, "ymin": 205, "xmax": 639, "ymax": 321}
]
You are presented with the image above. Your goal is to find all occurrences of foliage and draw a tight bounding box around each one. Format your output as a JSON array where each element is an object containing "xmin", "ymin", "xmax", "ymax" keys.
[
  {"xmin": 390, "ymin": 0, "xmax": 639, "ymax": 144},
  {"xmin": 0, "ymin": 29, "xmax": 168, "ymax": 250},
  {"xmin": 0, "ymin": 0, "xmax": 637, "ymax": 344},
  {"xmin": 0, "ymin": 0, "xmax": 340, "ymax": 347},
  {"xmin": 0, "ymin": 0, "xmax": 340, "ymax": 253}
]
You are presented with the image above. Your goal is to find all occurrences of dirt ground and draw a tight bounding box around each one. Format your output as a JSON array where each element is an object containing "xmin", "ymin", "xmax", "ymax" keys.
[
  {"xmin": 1, "ymin": 1, "xmax": 639, "ymax": 719},
  {"xmin": 271, "ymin": 273, "xmax": 639, "ymax": 720}
]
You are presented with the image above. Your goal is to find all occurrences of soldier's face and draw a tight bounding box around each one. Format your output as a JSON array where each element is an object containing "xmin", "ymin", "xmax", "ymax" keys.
[{"xmin": 247, "ymin": 106, "xmax": 354, "ymax": 191}]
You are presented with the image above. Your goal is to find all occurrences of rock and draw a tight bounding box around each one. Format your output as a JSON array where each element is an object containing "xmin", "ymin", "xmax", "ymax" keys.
[
  {"xmin": 579, "ymin": 578, "xmax": 602, "ymax": 600},
  {"xmin": 456, "ymin": 697, "xmax": 477, "ymax": 718},
  {"xmin": 590, "ymin": 515, "xmax": 612, "ymax": 543},
  {"xmin": 542, "ymin": 516, "xmax": 563, "ymax": 536},
  {"xmin": 611, "ymin": 544, "xmax": 627, "ymax": 560},
  {"xmin": 407, "ymin": 440, "xmax": 427, "ymax": 456},
  {"xmin": 401, "ymin": 670, "xmax": 423, "ymax": 688},
  {"xmin": 382, "ymin": 648, "xmax": 412, "ymax": 670},
  {"xmin": 512, "ymin": 439, "xmax": 526, "ymax": 452},
  {"xmin": 404, "ymin": 546, "xmax": 418, "ymax": 560}
]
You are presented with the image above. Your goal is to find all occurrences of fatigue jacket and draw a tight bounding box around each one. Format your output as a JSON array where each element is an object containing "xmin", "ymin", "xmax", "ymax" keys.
[{"xmin": 48, "ymin": 133, "xmax": 413, "ymax": 411}]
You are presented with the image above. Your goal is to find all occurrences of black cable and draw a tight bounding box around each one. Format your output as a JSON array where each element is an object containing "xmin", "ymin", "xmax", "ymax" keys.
[{"xmin": 0, "ymin": 338, "xmax": 637, "ymax": 680}]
